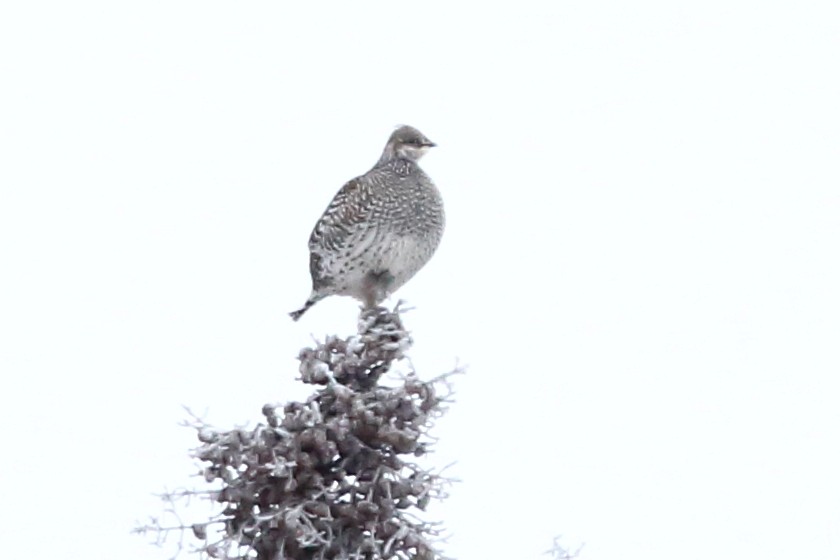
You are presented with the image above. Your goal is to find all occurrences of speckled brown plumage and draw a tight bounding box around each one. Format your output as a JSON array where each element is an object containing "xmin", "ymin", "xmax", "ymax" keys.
[{"xmin": 290, "ymin": 126, "xmax": 445, "ymax": 321}]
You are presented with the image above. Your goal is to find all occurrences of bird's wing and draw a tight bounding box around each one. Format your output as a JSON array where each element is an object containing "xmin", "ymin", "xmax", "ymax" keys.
[
  {"xmin": 309, "ymin": 175, "xmax": 388, "ymax": 285},
  {"xmin": 307, "ymin": 176, "xmax": 382, "ymax": 286},
  {"xmin": 308, "ymin": 177, "xmax": 377, "ymax": 252}
]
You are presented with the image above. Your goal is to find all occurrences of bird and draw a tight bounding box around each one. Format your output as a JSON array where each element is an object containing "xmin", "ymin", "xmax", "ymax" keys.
[{"xmin": 290, "ymin": 125, "xmax": 445, "ymax": 321}]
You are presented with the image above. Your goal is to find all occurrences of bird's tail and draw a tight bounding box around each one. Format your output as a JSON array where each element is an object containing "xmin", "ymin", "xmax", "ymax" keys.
[{"xmin": 289, "ymin": 294, "xmax": 324, "ymax": 321}]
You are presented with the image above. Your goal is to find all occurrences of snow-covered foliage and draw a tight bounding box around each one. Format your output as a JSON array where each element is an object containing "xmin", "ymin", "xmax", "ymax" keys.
[{"xmin": 137, "ymin": 306, "xmax": 457, "ymax": 560}]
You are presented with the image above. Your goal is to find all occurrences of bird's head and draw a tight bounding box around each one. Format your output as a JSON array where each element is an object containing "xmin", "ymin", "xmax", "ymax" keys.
[{"xmin": 383, "ymin": 125, "xmax": 436, "ymax": 163}]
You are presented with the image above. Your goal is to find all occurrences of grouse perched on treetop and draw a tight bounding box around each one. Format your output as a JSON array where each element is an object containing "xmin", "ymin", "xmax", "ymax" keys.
[{"xmin": 290, "ymin": 125, "xmax": 445, "ymax": 321}]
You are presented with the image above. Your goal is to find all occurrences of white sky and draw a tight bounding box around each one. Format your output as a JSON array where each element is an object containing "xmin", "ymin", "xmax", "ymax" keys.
[{"xmin": 1, "ymin": 1, "xmax": 839, "ymax": 559}]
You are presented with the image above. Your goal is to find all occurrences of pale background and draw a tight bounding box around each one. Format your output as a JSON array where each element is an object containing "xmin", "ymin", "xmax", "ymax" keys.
[{"xmin": 1, "ymin": 2, "xmax": 838, "ymax": 559}]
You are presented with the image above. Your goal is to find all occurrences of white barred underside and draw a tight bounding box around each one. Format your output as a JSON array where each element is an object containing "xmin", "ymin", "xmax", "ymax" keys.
[{"xmin": 314, "ymin": 230, "xmax": 436, "ymax": 302}]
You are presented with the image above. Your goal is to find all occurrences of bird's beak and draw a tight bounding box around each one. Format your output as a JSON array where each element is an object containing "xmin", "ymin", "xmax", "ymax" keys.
[{"xmin": 422, "ymin": 140, "xmax": 437, "ymax": 148}]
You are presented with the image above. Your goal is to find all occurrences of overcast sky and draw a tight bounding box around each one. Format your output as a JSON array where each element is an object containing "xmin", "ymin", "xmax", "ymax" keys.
[{"xmin": 1, "ymin": 2, "xmax": 839, "ymax": 560}]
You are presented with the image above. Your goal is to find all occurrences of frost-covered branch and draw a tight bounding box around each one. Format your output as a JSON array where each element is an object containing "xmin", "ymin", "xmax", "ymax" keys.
[{"xmin": 138, "ymin": 306, "xmax": 459, "ymax": 560}]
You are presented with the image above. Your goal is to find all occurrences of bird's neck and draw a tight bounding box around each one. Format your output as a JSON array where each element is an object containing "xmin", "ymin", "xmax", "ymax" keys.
[
  {"xmin": 392, "ymin": 158, "xmax": 418, "ymax": 177},
  {"xmin": 377, "ymin": 145, "xmax": 398, "ymax": 166},
  {"xmin": 377, "ymin": 151, "xmax": 419, "ymax": 175},
  {"xmin": 378, "ymin": 147, "xmax": 420, "ymax": 168}
]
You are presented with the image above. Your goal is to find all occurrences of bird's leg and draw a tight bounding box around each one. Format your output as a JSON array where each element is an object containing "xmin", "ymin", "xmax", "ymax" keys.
[{"xmin": 361, "ymin": 270, "xmax": 395, "ymax": 308}]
